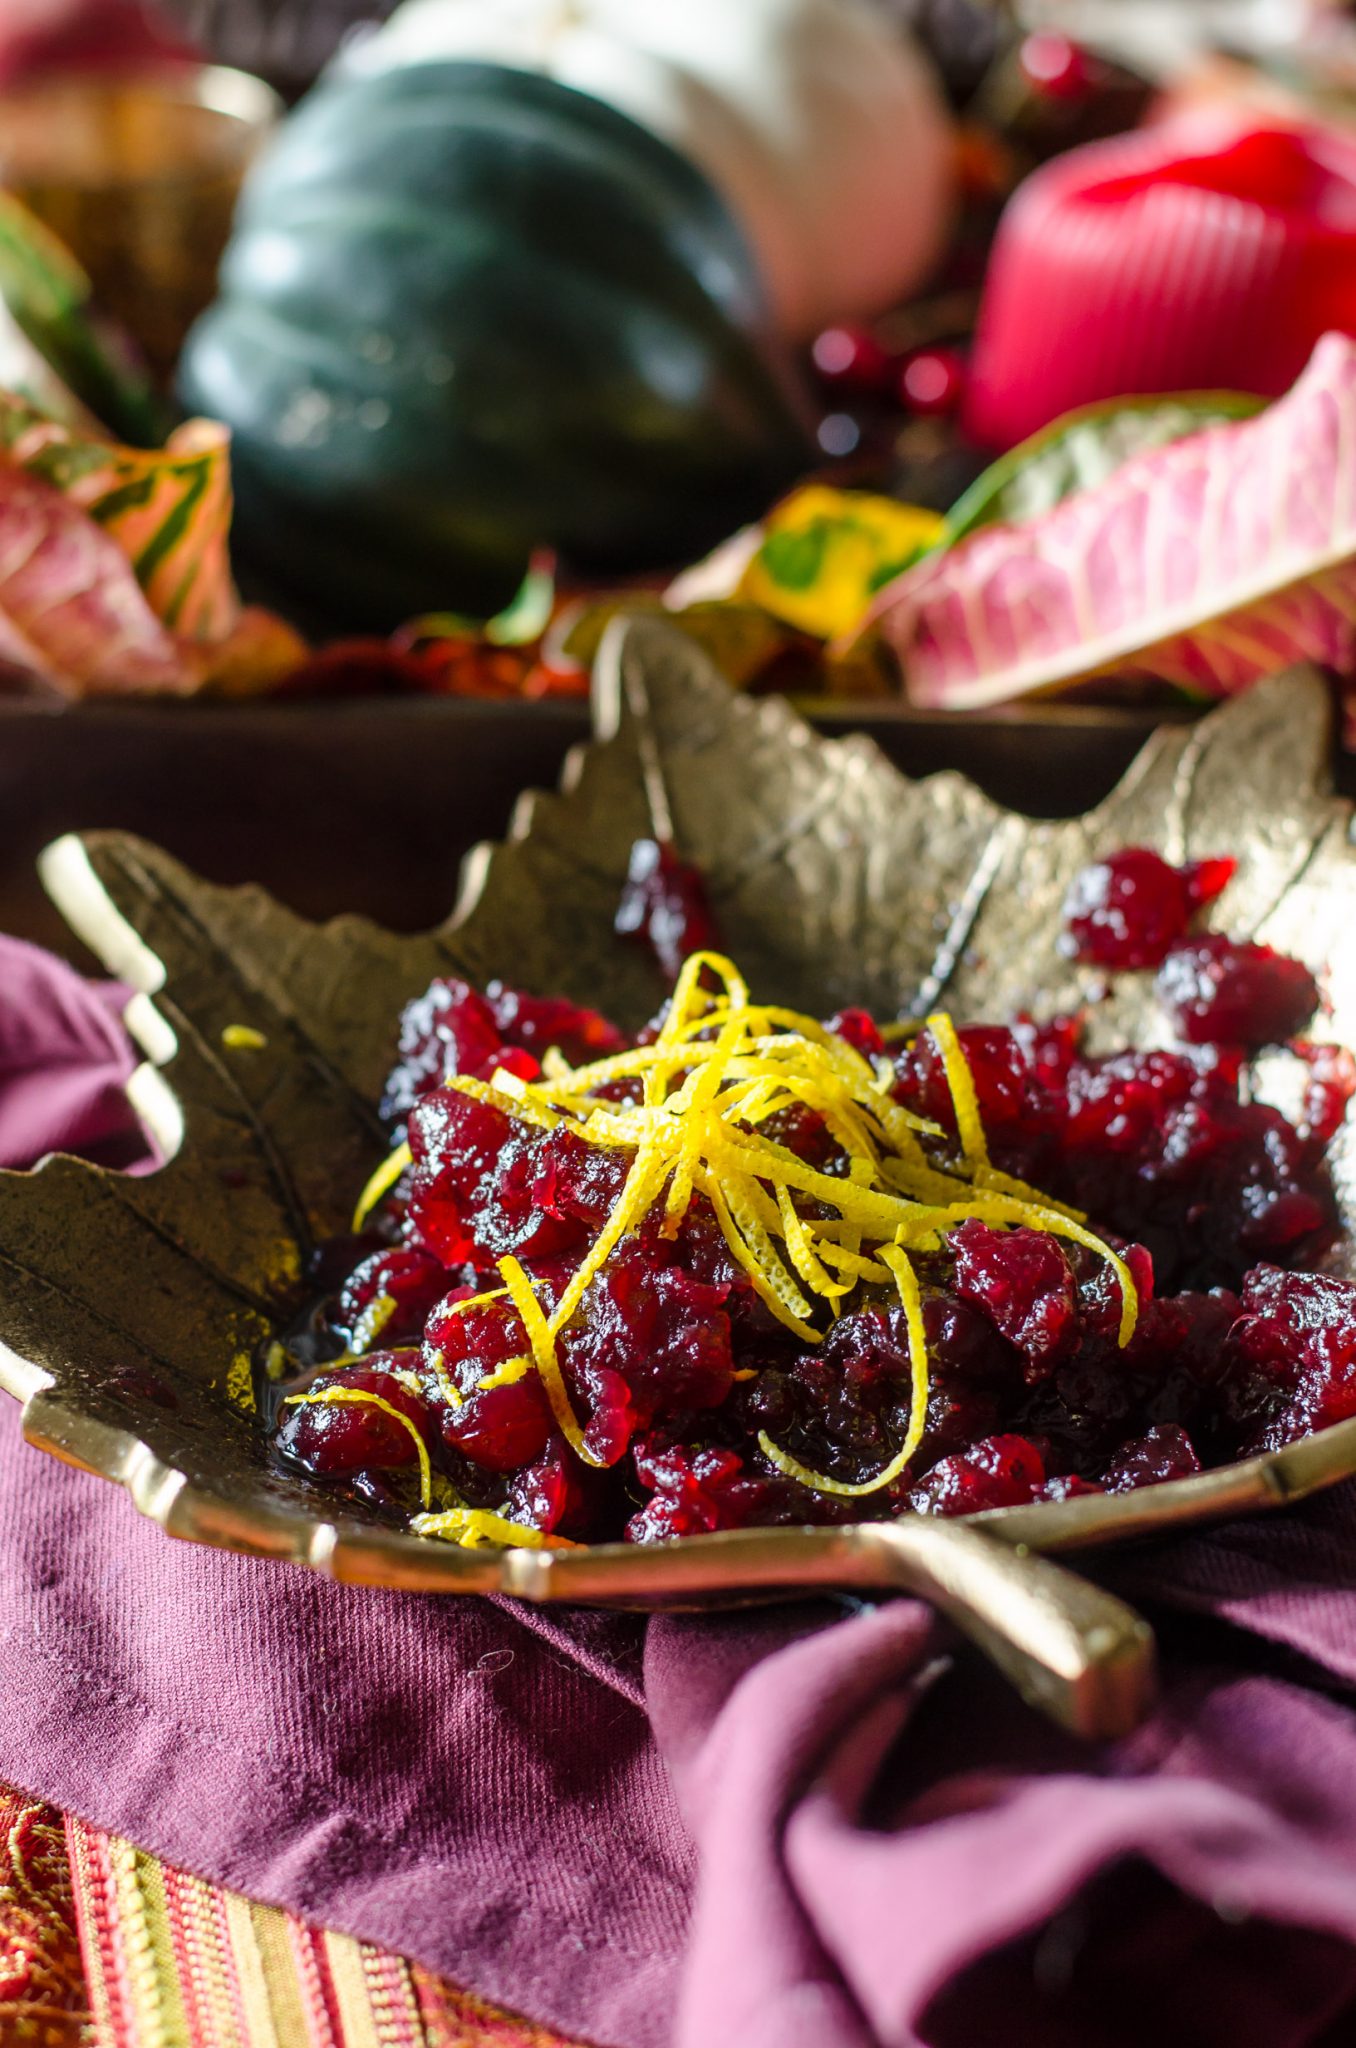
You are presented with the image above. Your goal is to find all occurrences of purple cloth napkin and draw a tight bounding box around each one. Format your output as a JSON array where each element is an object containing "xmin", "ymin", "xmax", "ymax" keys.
[
  {"xmin": 0, "ymin": 935, "xmax": 145, "ymax": 1170},
  {"xmin": 7, "ymin": 937, "xmax": 1356, "ymax": 2047}
]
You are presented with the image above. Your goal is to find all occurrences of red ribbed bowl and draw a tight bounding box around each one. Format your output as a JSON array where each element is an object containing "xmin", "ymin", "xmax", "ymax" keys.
[{"xmin": 965, "ymin": 116, "xmax": 1356, "ymax": 450}]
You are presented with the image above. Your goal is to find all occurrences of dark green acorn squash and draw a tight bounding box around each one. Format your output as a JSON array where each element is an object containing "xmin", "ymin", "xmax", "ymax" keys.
[{"xmin": 178, "ymin": 60, "xmax": 814, "ymax": 627}]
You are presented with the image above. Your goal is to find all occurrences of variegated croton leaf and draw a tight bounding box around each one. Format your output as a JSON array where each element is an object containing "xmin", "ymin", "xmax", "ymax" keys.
[
  {"xmin": 864, "ymin": 332, "xmax": 1356, "ymax": 714},
  {"xmin": 0, "ymin": 393, "xmax": 304, "ymax": 697}
]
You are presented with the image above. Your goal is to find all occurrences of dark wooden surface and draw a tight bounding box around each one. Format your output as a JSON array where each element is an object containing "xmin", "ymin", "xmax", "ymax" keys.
[{"xmin": 1, "ymin": 694, "xmax": 1347, "ymax": 965}]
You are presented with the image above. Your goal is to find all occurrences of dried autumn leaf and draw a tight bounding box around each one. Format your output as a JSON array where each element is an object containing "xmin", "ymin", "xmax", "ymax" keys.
[
  {"xmin": 0, "ymin": 620, "xmax": 1352, "ymax": 1586},
  {"xmin": 862, "ymin": 331, "xmax": 1356, "ymax": 711}
]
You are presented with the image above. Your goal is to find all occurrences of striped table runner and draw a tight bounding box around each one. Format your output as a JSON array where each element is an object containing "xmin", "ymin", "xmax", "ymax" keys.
[{"xmin": 0, "ymin": 1779, "xmax": 590, "ymax": 2048}]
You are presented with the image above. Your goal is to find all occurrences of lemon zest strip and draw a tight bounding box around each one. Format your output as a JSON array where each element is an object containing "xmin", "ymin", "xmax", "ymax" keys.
[
  {"xmin": 477, "ymin": 1354, "xmax": 532, "ymax": 1392},
  {"xmin": 926, "ymin": 1012, "xmax": 989, "ymax": 1170},
  {"xmin": 349, "ymin": 1289, "xmax": 396, "ymax": 1355},
  {"xmin": 411, "ymin": 1507, "xmax": 579, "ymax": 1549},
  {"xmin": 498, "ymin": 1255, "xmax": 604, "ymax": 1467},
  {"xmin": 352, "ymin": 1140, "xmax": 412, "ymax": 1231},
  {"xmin": 444, "ymin": 1074, "xmax": 561, "ymax": 1133},
  {"xmin": 698, "ymin": 1167, "xmax": 819, "ymax": 1340},
  {"xmin": 424, "ymin": 1345, "xmax": 463, "ymax": 1410}
]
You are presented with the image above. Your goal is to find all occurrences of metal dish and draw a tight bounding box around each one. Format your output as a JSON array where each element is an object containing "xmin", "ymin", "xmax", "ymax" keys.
[{"xmin": 2, "ymin": 618, "xmax": 1353, "ymax": 1742}]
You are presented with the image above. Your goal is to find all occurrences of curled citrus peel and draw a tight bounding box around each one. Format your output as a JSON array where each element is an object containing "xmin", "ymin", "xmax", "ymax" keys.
[
  {"xmin": 409, "ymin": 1508, "xmax": 579, "ymax": 1549},
  {"xmin": 282, "ymin": 1387, "xmax": 433, "ymax": 1509},
  {"xmin": 360, "ymin": 952, "xmax": 1141, "ymax": 1530},
  {"xmin": 352, "ymin": 1140, "xmax": 411, "ymax": 1231}
]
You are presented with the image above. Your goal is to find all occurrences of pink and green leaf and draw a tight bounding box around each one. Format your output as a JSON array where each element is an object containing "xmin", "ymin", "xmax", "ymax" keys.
[
  {"xmin": 862, "ymin": 332, "xmax": 1356, "ymax": 710},
  {"xmin": 0, "ymin": 461, "xmax": 202, "ymax": 696},
  {"xmin": 0, "ymin": 396, "xmax": 305, "ymax": 698}
]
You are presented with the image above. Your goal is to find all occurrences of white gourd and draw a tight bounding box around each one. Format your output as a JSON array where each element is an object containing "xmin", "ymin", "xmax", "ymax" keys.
[{"xmin": 359, "ymin": 0, "xmax": 954, "ymax": 339}]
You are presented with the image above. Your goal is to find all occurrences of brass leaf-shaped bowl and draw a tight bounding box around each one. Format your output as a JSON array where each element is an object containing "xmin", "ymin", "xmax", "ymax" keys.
[{"xmin": 3, "ymin": 618, "xmax": 1356, "ymax": 1739}]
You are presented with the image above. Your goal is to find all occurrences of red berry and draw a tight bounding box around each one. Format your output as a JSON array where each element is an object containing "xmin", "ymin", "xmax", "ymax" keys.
[
  {"xmin": 384, "ymin": 977, "xmax": 623, "ymax": 1124},
  {"xmin": 951, "ymin": 1220, "xmax": 1079, "ymax": 1378},
  {"xmin": 909, "ymin": 1434, "xmax": 1047, "ymax": 1516},
  {"xmin": 1157, "ymin": 937, "xmax": 1320, "ymax": 1049},
  {"xmin": 1019, "ymin": 32, "xmax": 1092, "ymax": 100},
  {"xmin": 1101, "ymin": 1424, "xmax": 1201, "ymax": 1493},
  {"xmin": 276, "ymin": 1362, "xmax": 434, "ymax": 1479},
  {"xmin": 895, "ymin": 1024, "xmax": 1031, "ymax": 1138},
  {"xmin": 1184, "ymin": 857, "xmax": 1238, "ymax": 913},
  {"xmin": 899, "ymin": 348, "xmax": 966, "ymax": 417},
  {"xmin": 615, "ymin": 839, "xmax": 718, "ymax": 984},
  {"xmin": 1062, "ymin": 847, "xmax": 1231, "ymax": 970},
  {"xmin": 811, "ymin": 325, "xmax": 895, "ymax": 395},
  {"xmin": 444, "ymin": 1376, "xmax": 554, "ymax": 1474},
  {"xmin": 1297, "ymin": 1042, "xmax": 1356, "ymax": 1151},
  {"xmin": 826, "ymin": 1008, "xmax": 886, "ymax": 1061}
]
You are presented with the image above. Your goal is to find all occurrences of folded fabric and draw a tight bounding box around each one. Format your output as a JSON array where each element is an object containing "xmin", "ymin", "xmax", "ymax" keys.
[
  {"xmin": 7, "ymin": 933, "xmax": 1356, "ymax": 2048},
  {"xmin": 0, "ymin": 934, "xmax": 144, "ymax": 1170}
]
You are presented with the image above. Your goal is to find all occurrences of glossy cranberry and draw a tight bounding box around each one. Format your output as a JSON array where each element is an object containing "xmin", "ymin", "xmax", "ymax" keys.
[
  {"xmin": 338, "ymin": 1246, "xmax": 449, "ymax": 1349},
  {"xmin": 1012, "ymin": 1014, "xmax": 1083, "ymax": 1091},
  {"xmin": 628, "ymin": 1436, "xmax": 823, "ymax": 1542},
  {"xmin": 407, "ymin": 1093, "xmax": 593, "ymax": 1269},
  {"xmin": 1157, "ymin": 936, "xmax": 1320, "ymax": 1048},
  {"xmin": 615, "ymin": 839, "xmax": 718, "ymax": 984},
  {"xmin": 276, "ymin": 1362, "xmax": 433, "ymax": 1479},
  {"xmin": 826, "ymin": 1008, "xmax": 886, "ymax": 1061},
  {"xmin": 1225, "ymin": 1266, "xmax": 1356, "ymax": 1450},
  {"xmin": 563, "ymin": 1234, "xmax": 736, "ymax": 1434},
  {"xmin": 1076, "ymin": 1239, "xmax": 1155, "ymax": 1344},
  {"xmin": 810, "ymin": 325, "xmax": 896, "ymax": 395},
  {"xmin": 1062, "ymin": 1047, "xmax": 1200, "ymax": 1152},
  {"xmin": 1101, "ymin": 1424, "xmax": 1202, "ymax": 1492},
  {"xmin": 1037, "ymin": 1474, "xmax": 1104, "ymax": 1502},
  {"xmin": 895, "ymin": 1024, "xmax": 1032, "ymax": 1139},
  {"xmin": 909, "ymin": 1434, "xmax": 1047, "ymax": 1516},
  {"xmin": 482, "ymin": 983, "xmax": 624, "ymax": 1065},
  {"xmin": 899, "ymin": 348, "xmax": 966, "ymax": 417},
  {"xmin": 1298, "ymin": 1042, "xmax": 1356, "ymax": 1151},
  {"xmin": 1062, "ymin": 848, "xmax": 1235, "ymax": 969},
  {"xmin": 382, "ymin": 977, "xmax": 504, "ymax": 1122},
  {"xmin": 505, "ymin": 1436, "xmax": 593, "ymax": 1536},
  {"xmin": 530, "ymin": 1126, "xmax": 633, "ymax": 1230},
  {"xmin": 405, "ymin": 1087, "xmax": 512, "ymax": 1266},
  {"xmin": 443, "ymin": 1376, "xmax": 554, "ymax": 1474},
  {"xmin": 923, "ymin": 1294, "xmax": 1022, "ymax": 1387},
  {"xmin": 768, "ymin": 1308, "xmax": 925, "ymax": 1483},
  {"xmin": 383, "ymin": 976, "xmax": 622, "ymax": 1123},
  {"xmin": 951, "ymin": 1221, "xmax": 1079, "ymax": 1378},
  {"xmin": 425, "ymin": 1289, "xmax": 526, "ymax": 1394}
]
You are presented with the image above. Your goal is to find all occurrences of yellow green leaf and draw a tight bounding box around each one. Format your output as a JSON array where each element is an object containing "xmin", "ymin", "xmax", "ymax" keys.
[{"xmin": 739, "ymin": 486, "xmax": 945, "ymax": 641}]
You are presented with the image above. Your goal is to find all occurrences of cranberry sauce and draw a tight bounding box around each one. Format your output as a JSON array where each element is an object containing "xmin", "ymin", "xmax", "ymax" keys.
[{"xmin": 266, "ymin": 903, "xmax": 1351, "ymax": 1543}]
